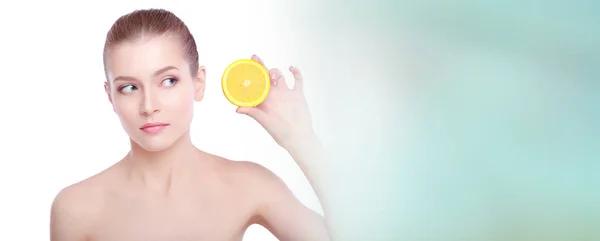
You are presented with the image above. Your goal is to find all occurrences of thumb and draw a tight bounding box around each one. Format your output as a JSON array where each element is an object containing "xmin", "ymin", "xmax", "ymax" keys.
[{"xmin": 236, "ymin": 107, "xmax": 268, "ymax": 124}]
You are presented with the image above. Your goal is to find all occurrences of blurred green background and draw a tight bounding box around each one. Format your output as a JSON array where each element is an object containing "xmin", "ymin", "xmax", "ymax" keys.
[{"xmin": 288, "ymin": 0, "xmax": 599, "ymax": 240}]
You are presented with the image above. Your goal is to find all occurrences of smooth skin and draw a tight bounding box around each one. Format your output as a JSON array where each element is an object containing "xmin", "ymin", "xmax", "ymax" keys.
[{"xmin": 50, "ymin": 35, "xmax": 334, "ymax": 241}]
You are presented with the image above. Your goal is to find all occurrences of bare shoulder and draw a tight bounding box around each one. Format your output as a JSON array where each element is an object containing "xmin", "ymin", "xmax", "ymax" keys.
[
  {"xmin": 209, "ymin": 156, "xmax": 296, "ymax": 206},
  {"xmin": 207, "ymin": 156, "xmax": 328, "ymax": 240},
  {"xmin": 212, "ymin": 157, "xmax": 287, "ymax": 190},
  {"xmin": 51, "ymin": 171, "xmax": 110, "ymax": 220},
  {"xmin": 50, "ymin": 171, "xmax": 110, "ymax": 240}
]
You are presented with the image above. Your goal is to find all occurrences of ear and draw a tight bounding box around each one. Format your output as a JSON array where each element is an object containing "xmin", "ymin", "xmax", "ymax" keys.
[
  {"xmin": 194, "ymin": 66, "xmax": 207, "ymax": 101},
  {"xmin": 104, "ymin": 82, "xmax": 112, "ymax": 103},
  {"xmin": 104, "ymin": 82, "xmax": 116, "ymax": 112}
]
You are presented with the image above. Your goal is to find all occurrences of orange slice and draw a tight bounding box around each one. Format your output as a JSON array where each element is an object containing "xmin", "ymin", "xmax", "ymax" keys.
[{"xmin": 222, "ymin": 59, "xmax": 271, "ymax": 107}]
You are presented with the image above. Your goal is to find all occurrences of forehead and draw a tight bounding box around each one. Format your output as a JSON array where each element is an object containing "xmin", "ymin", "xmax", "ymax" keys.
[{"xmin": 106, "ymin": 35, "xmax": 188, "ymax": 80}]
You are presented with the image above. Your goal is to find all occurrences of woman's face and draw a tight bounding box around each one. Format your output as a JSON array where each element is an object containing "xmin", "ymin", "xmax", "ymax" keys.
[{"xmin": 104, "ymin": 35, "xmax": 205, "ymax": 152}]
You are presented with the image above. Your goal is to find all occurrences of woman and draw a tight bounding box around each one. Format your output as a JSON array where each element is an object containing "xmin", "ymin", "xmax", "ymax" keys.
[{"xmin": 50, "ymin": 8, "xmax": 334, "ymax": 241}]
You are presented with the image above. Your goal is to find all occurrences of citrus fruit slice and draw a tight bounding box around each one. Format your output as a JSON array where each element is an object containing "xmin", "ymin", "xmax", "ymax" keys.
[{"xmin": 222, "ymin": 59, "xmax": 271, "ymax": 107}]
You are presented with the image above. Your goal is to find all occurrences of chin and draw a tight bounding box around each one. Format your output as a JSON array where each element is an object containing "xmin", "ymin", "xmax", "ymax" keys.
[
  {"xmin": 133, "ymin": 136, "xmax": 178, "ymax": 152},
  {"xmin": 140, "ymin": 142, "xmax": 174, "ymax": 152},
  {"xmin": 125, "ymin": 123, "xmax": 191, "ymax": 152}
]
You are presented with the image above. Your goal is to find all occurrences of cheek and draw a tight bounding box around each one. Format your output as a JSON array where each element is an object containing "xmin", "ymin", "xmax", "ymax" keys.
[
  {"xmin": 112, "ymin": 98, "xmax": 139, "ymax": 123},
  {"xmin": 164, "ymin": 87, "xmax": 195, "ymax": 113},
  {"xmin": 169, "ymin": 96, "xmax": 194, "ymax": 120}
]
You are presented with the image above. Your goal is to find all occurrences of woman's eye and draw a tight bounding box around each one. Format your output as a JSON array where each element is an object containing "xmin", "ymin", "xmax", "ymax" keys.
[
  {"xmin": 161, "ymin": 77, "xmax": 178, "ymax": 87},
  {"xmin": 119, "ymin": 85, "xmax": 137, "ymax": 93}
]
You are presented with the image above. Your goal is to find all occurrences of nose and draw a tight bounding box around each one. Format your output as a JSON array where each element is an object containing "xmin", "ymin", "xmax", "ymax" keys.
[{"xmin": 140, "ymin": 90, "xmax": 160, "ymax": 116}]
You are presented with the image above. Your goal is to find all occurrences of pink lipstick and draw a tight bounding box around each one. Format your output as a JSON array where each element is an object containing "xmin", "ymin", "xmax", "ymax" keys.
[{"xmin": 140, "ymin": 122, "xmax": 169, "ymax": 134}]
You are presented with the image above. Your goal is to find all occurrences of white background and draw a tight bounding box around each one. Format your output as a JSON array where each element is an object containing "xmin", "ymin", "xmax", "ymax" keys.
[
  {"xmin": 0, "ymin": 0, "xmax": 339, "ymax": 240},
  {"xmin": 1, "ymin": 1, "xmax": 591, "ymax": 240}
]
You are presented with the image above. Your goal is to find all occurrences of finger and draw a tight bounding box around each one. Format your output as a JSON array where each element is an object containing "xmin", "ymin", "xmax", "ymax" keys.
[
  {"xmin": 251, "ymin": 54, "xmax": 267, "ymax": 69},
  {"xmin": 236, "ymin": 106, "xmax": 269, "ymax": 125},
  {"xmin": 269, "ymin": 68, "xmax": 288, "ymax": 89},
  {"xmin": 289, "ymin": 66, "xmax": 303, "ymax": 91}
]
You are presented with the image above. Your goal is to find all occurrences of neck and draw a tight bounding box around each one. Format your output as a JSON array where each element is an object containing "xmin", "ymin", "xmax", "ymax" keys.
[{"xmin": 124, "ymin": 132, "xmax": 196, "ymax": 193}]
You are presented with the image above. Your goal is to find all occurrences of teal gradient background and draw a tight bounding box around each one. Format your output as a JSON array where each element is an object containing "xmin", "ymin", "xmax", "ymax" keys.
[
  {"xmin": 0, "ymin": 1, "xmax": 596, "ymax": 240},
  {"xmin": 287, "ymin": 0, "xmax": 599, "ymax": 240}
]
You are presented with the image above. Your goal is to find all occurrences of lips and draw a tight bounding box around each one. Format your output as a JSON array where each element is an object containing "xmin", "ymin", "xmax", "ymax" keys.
[{"xmin": 140, "ymin": 122, "xmax": 169, "ymax": 134}]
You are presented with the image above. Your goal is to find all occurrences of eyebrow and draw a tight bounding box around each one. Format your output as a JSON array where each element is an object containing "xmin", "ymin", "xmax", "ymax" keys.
[{"xmin": 113, "ymin": 66, "xmax": 179, "ymax": 83}]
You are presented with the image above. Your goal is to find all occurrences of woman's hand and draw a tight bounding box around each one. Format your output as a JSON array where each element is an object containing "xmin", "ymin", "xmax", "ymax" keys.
[
  {"xmin": 238, "ymin": 55, "xmax": 336, "ymax": 241},
  {"xmin": 236, "ymin": 54, "xmax": 316, "ymax": 151}
]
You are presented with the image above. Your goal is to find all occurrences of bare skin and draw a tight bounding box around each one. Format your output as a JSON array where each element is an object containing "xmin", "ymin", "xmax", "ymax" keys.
[
  {"xmin": 50, "ymin": 35, "xmax": 333, "ymax": 241},
  {"xmin": 51, "ymin": 142, "xmax": 327, "ymax": 241}
]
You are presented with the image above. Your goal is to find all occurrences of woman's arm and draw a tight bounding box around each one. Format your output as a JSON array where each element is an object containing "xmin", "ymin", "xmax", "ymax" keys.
[
  {"xmin": 284, "ymin": 134, "xmax": 337, "ymax": 239},
  {"xmin": 236, "ymin": 134, "xmax": 339, "ymax": 241},
  {"xmin": 235, "ymin": 54, "xmax": 343, "ymax": 240},
  {"xmin": 238, "ymin": 158, "xmax": 331, "ymax": 241}
]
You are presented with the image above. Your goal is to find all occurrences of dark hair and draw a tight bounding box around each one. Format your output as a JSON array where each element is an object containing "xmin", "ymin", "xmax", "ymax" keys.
[{"xmin": 103, "ymin": 9, "xmax": 199, "ymax": 78}]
